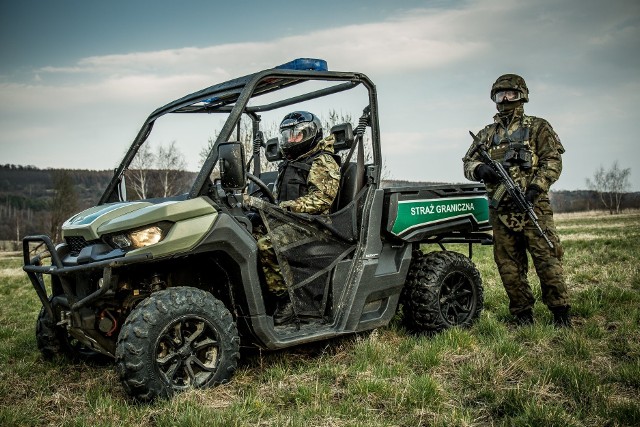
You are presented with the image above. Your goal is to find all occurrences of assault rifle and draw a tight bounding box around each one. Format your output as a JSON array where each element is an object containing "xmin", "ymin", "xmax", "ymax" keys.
[{"xmin": 468, "ymin": 131, "xmax": 554, "ymax": 249}]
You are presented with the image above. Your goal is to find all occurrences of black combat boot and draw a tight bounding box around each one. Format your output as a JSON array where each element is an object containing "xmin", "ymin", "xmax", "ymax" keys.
[
  {"xmin": 514, "ymin": 309, "xmax": 534, "ymax": 326},
  {"xmin": 273, "ymin": 298, "xmax": 295, "ymax": 326},
  {"xmin": 551, "ymin": 306, "xmax": 572, "ymax": 328}
]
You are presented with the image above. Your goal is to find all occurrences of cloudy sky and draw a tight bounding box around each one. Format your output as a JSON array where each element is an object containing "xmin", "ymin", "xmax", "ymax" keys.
[{"xmin": 1, "ymin": 0, "xmax": 639, "ymax": 190}]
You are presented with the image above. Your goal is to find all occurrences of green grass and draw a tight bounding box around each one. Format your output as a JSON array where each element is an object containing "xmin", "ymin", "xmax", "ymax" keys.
[{"xmin": 1, "ymin": 211, "xmax": 639, "ymax": 426}]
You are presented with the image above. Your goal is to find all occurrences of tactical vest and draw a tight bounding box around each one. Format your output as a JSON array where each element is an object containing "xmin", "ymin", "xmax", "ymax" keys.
[
  {"xmin": 486, "ymin": 115, "xmax": 538, "ymax": 191},
  {"xmin": 487, "ymin": 115, "xmax": 535, "ymax": 167},
  {"xmin": 275, "ymin": 151, "xmax": 340, "ymax": 203}
]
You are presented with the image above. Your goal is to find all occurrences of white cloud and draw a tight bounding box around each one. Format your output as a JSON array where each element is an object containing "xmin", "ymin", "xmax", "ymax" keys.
[{"xmin": 33, "ymin": 8, "xmax": 490, "ymax": 81}]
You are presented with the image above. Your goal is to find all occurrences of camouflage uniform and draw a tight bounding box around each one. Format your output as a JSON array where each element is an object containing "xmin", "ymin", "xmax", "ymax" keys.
[
  {"xmin": 257, "ymin": 135, "xmax": 341, "ymax": 294},
  {"xmin": 463, "ymin": 104, "xmax": 569, "ymax": 319},
  {"xmin": 276, "ymin": 135, "xmax": 341, "ymax": 214}
]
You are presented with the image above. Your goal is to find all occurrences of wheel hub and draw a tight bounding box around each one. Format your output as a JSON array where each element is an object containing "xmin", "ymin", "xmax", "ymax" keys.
[{"xmin": 178, "ymin": 343, "xmax": 193, "ymax": 359}]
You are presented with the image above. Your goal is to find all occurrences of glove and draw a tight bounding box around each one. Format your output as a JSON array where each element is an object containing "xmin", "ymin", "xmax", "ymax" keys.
[
  {"xmin": 525, "ymin": 185, "xmax": 542, "ymax": 205},
  {"xmin": 475, "ymin": 164, "xmax": 500, "ymax": 184}
]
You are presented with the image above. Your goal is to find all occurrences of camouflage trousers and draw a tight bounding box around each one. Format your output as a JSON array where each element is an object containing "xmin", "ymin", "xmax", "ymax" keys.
[
  {"xmin": 255, "ymin": 233, "xmax": 287, "ymax": 296},
  {"xmin": 489, "ymin": 201, "xmax": 569, "ymax": 315}
]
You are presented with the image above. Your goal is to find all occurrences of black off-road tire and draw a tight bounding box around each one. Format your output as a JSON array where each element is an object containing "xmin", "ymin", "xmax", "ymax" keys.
[
  {"xmin": 36, "ymin": 304, "xmax": 103, "ymax": 362},
  {"xmin": 401, "ymin": 250, "xmax": 483, "ymax": 334},
  {"xmin": 115, "ymin": 287, "xmax": 240, "ymax": 402}
]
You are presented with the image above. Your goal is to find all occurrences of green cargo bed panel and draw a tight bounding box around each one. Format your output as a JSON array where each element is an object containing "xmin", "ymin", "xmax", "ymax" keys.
[{"xmin": 382, "ymin": 184, "xmax": 490, "ymax": 242}]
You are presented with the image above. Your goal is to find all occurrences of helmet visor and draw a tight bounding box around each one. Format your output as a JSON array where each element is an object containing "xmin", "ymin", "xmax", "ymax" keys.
[
  {"xmin": 280, "ymin": 122, "xmax": 317, "ymax": 146},
  {"xmin": 493, "ymin": 90, "xmax": 523, "ymax": 103},
  {"xmin": 279, "ymin": 121, "xmax": 319, "ymax": 158}
]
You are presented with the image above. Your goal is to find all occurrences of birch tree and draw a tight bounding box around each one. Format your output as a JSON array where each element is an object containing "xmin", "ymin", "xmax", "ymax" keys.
[
  {"xmin": 128, "ymin": 143, "xmax": 155, "ymax": 199},
  {"xmin": 156, "ymin": 141, "xmax": 187, "ymax": 197}
]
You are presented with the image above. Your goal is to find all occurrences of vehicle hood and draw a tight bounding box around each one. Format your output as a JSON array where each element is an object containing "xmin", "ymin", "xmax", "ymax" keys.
[{"xmin": 62, "ymin": 198, "xmax": 216, "ymax": 241}]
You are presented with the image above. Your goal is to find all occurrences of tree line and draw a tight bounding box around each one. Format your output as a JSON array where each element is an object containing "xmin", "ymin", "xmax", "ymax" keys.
[
  {"xmin": 2, "ymin": 172, "xmax": 638, "ymax": 244},
  {"xmin": 0, "ymin": 148, "xmax": 635, "ymax": 242}
]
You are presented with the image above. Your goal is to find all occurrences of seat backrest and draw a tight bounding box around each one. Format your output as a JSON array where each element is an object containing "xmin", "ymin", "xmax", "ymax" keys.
[
  {"xmin": 334, "ymin": 161, "xmax": 364, "ymax": 212},
  {"xmin": 330, "ymin": 122, "xmax": 365, "ymax": 212}
]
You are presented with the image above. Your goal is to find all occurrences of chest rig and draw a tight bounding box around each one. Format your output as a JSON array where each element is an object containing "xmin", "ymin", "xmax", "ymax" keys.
[
  {"xmin": 487, "ymin": 115, "xmax": 535, "ymax": 171},
  {"xmin": 484, "ymin": 115, "xmax": 538, "ymax": 218}
]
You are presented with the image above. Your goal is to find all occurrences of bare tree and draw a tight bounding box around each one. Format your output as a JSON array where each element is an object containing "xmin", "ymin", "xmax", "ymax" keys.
[
  {"xmin": 199, "ymin": 136, "xmax": 217, "ymax": 169},
  {"xmin": 156, "ymin": 141, "xmax": 188, "ymax": 197},
  {"xmin": 127, "ymin": 143, "xmax": 155, "ymax": 199},
  {"xmin": 322, "ymin": 109, "xmax": 391, "ymax": 180},
  {"xmin": 49, "ymin": 170, "xmax": 78, "ymax": 242},
  {"xmin": 586, "ymin": 161, "xmax": 631, "ymax": 214},
  {"xmin": 199, "ymin": 119, "xmax": 280, "ymax": 175}
]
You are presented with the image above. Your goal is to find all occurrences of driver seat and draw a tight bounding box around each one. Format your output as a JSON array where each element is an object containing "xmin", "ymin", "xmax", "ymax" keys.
[{"xmin": 330, "ymin": 123, "xmax": 365, "ymax": 213}]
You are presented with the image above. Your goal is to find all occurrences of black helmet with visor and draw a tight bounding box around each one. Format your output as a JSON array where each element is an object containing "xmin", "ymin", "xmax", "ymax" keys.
[{"xmin": 279, "ymin": 111, "xmax": 323, "ymax": 159}]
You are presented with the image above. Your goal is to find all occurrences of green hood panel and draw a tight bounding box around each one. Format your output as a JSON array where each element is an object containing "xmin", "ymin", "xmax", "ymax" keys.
[
  {"xmin": 63, "ymin": 202, "xmax": 153, "ymax": 241},
  {"xmin": 98, "ymin": 198, "xmax": 215, "ymax": 234},
  {"xmin": 62, "ymin": 198, "xmax": 217, "ymax": 241}
]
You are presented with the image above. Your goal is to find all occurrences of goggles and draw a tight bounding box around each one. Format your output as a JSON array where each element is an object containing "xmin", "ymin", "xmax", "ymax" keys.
[{"xmin": 492, "ymin": 90, "xmax": 522, "ymax": 103}]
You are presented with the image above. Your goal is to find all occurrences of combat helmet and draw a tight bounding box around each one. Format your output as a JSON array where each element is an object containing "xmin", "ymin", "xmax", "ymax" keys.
[
  {"xmin": 279, "ymin": 111, "xmax": 323, "ymax": 160},
  {"xmin": 490, "ymin": 74, "xmax": 529, "ymax": 103}
]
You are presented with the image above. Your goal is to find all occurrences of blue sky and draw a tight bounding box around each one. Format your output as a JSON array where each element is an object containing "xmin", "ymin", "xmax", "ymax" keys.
[{"xmin": 1, "ymin": 0, "xmax": 639, "ymax": 190}]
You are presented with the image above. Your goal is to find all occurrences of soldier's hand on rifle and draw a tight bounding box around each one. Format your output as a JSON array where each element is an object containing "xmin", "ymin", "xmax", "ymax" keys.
[
  {"xmin": 525, "ymin": 185, "xmax": 542, "ymax": 205},
  {"xmin": 475, "ymin": 164, "xmax": 500, "ymax": 184}
]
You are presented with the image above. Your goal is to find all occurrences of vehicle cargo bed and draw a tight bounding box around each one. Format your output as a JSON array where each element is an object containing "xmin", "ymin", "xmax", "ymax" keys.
[{"xmin": 382, "ymin": 183, "xmax": 491, "ymax": 242}]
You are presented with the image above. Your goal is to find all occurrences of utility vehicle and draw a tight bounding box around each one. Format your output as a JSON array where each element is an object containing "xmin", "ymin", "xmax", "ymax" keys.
[{"xmin": 23, "ymin": 58, "xmax": 492, "ymax": 401}]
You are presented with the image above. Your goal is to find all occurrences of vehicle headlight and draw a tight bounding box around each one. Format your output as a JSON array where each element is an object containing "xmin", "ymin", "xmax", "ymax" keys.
[{"xmin": 107, "ymin": 222, "xmax": 172, "ymax": 250}]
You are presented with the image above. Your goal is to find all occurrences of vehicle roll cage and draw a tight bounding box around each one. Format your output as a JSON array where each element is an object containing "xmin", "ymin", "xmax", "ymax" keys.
[{"xmin": 100, "ymin": 68, "xmax": 381, "ymax": 205}]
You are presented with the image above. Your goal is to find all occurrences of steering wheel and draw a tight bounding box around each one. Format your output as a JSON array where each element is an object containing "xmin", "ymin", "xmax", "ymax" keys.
[{"xmin": 247, "ymin": 173, "xmax": 276, "ymax": 204}]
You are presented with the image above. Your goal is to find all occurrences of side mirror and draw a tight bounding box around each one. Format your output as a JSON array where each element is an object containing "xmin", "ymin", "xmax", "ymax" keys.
[
  {"xmin": 117, "ymin": 174, "xmax": 127, "ymax": 201},
  {"xmin": 218, "ymin": 141, "xmax": 246, "ymax": 190}
]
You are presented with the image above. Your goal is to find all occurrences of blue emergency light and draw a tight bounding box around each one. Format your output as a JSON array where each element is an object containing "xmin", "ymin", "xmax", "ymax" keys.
[
  {"xmin": 203, "ymin": 58, "xmax": 328, "ymax": 104},
  {"xmin": 275, "ymin": 58, "xmax": 328, "ymax": 71}
]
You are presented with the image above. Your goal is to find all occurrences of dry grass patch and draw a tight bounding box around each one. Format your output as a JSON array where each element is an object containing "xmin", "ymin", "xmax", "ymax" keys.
[
  {"xmin": 561, "ymin": 232, "xmax": 614, "ymax": 241},
  {"xmin": 555, "ymin": 209, "xmax": 640, "ymax": 220},
  {"xmin": 0, "ymin": 267, "xmax": 23, "ymax": 277}
]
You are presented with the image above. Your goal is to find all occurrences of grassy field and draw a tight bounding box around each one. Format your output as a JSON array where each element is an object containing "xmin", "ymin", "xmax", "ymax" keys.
[{"xmin": 1, "ymin": 211, "xmax": 639, "ymax": 426}]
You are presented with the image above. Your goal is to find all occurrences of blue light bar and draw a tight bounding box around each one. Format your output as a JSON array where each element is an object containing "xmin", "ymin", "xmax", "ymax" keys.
[{"xmin": 275, "ymin": 58, "xmax": 328, "ymax": 72}]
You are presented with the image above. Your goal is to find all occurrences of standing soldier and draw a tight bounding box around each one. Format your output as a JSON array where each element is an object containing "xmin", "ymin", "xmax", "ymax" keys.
[{"xmin": 463, "ymin": 74, "xmax": 571, "ymax": 327}]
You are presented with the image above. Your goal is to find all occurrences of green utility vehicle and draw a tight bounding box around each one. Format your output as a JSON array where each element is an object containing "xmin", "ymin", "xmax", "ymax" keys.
[{"xmin": 23, "ymin": 58, "xmax": 492, "ymax": 401}]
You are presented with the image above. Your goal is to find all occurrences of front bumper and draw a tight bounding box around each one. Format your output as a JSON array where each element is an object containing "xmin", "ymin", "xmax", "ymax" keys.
[{"xmin": 22, "ymin": 235, "xmax": 152, "ymax": 320}]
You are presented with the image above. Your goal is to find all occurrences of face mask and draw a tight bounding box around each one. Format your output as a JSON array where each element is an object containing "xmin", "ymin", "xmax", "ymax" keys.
[{"xmin": 496, "ymin": 100, "xmax": 522, "ymax": 114}]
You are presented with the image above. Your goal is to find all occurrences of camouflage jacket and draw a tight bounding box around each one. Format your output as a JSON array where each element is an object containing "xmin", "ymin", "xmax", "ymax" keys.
[
  {"xmin": 463, "ymin": 106, "xmax": 565, "ymax": 209},
  {"xmin": 277, "ymin": 135, "xmax": 341, "ymax": 215}
]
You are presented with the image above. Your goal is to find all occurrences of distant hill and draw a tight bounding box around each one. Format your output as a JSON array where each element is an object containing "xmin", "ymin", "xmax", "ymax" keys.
[
  {"xmin": 0, "ymin": 165, "xmax": 114, "ymax": 240},
  {"xmin": 0, "ymin": 165, "xmax": 638, "ymax": 241}
]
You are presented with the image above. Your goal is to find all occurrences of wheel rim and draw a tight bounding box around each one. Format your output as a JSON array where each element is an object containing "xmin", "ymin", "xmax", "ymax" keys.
[
  {"xmin": 155, "ymin": 315, "xmax": 221, "ymax": 390},
  {"xmin": 439, "ymin": 272, "xmax": 476, "ymax": 325}
]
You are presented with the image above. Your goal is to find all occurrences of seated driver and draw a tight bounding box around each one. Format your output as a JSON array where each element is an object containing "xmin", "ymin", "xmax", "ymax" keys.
[{"xmin": 257, "ymin": 111, "xmax": 341, "ymax": 324}]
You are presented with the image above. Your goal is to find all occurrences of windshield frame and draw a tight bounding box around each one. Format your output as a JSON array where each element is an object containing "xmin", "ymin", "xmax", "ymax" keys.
[{"xmin": 99, "ymin": 67, "xmax": 380, "ymax": 205}]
